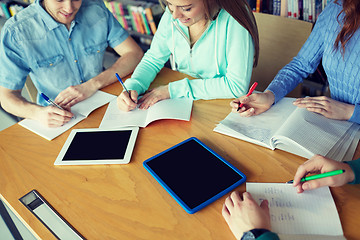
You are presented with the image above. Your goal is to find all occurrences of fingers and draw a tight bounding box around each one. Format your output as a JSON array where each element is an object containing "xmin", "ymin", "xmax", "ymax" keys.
[
  {"xmin": 43, "ymin": 106, "xmax": 73, "ymax": 127},
  {"xmin": 292, "ymin": 155, "xmax": 355, "ymax": 193},
  {"xmin": 138, "ymin": 86, "xmax": 169, "ymax": 109},
  {"xmin": 117, "ymin": 91, "xmax": 138, "ymax": 112},
  {"xmin": 293, "ymin": 97, "xmax": 330, "ymax": 114},
  {"xmin": 293, "ymin": 155, "xmax": 323, "ymax": 187},
  {"xmin": 55, "ymin": 85, "xmax": 92, "ymax": 108},
  {"xmin": 260, "ymin": 199, "xmax": 269, "ymax": 212}
]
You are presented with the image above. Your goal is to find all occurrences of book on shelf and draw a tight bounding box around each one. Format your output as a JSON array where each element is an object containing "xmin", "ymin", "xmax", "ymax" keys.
[
  {"xmin": 249, "ymin": 0, "xmax": 329, "ymax": 22},
  {"xmin": 214, "ymin": 97, "xmax": 359, "ymax": 162},
  {"xmin": 105, "ymin": 0, "xmax": 163, "ymax": 36}
]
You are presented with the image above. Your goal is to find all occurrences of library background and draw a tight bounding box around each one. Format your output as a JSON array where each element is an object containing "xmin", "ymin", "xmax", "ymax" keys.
[{"xmin": 0, "ymin": 0, "xmax": 329, "ymax": 98}]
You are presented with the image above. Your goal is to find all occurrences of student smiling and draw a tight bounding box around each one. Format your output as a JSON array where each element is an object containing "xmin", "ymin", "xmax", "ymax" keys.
[
  {"xmin": 117, "ymin": 0, "xmax": 259, "ymax": 111},
  {"xmin": 0, "ymin": 0, "xmax": 143, "ymax": 127}
]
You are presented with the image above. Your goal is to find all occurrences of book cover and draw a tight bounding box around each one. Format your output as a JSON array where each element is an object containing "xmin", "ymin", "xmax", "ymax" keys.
[
  {"xmin": 145, "ymin": 5, "xmax": 157, "ymax": 34},
  {"xmin": 138, "ymin": 6, "xmax": 151, "ymax": 35}
]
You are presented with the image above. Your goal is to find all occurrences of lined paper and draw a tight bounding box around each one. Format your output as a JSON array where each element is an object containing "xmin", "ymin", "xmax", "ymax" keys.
[{"xmin": 246, "ymin": 183, "xmax": 343, "ymax": 237}]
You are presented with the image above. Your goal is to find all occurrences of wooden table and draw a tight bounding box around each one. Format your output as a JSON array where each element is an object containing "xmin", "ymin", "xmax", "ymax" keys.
[{"xmin": 0, "ymin": 68, "xmax": 359, "ymax": 240}]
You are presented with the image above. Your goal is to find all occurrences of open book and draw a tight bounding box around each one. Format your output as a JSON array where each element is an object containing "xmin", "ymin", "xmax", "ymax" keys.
[
  {"xmin": 247, "ymin": 182, "xmax": 345, "ymax": 240},
  {"xmin": 99, "ymin": 98, "xmax": 193, "ymax": 128},
  {"xmin": 214, "ymin": 97, "xmax": 358, "ymax": 161},
  {"xmin": 19, "ymin": 91, "xmax": 116, "ymax": 140}
]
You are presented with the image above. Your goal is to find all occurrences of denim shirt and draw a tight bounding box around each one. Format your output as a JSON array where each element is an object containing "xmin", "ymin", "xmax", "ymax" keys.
[{"xmin": 0, "ymin": 0, "xmax": 128, "ymax": 106}]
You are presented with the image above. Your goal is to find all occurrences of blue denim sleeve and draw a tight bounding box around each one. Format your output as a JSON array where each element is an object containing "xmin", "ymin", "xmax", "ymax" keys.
[{"xmin": 0, "ymin": 22, "xmax": 29, "ymax": 90}]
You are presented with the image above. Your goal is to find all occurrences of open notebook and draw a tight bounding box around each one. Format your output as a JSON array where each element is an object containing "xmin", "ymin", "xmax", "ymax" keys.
[
  {"xmin": 246, "ymin": 183, "xmax": 345, "ymax": 240},
  {"xmin": 214, "ymin": 97, "xmax": 359, "ymax": 161},
  {"xmin": 19, "ymin": 91, "xmax": 116, "ymax": 140},
  {"xmin": 99, "ymin": 97, "xmax": 193, "ymax": 128}
]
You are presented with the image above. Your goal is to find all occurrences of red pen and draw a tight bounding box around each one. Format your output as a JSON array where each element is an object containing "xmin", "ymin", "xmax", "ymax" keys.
[{"xmin": 237, "ymin": 82, "xmax": 258, "ymax": 111}]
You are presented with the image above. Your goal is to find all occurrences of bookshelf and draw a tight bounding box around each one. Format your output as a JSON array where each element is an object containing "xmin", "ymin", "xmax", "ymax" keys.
[
  {"xmin": 104, "ymin": 0, "xmax": 163, "ymax": 51},
  {"xmin": 247, "ymin": 0, "xmax": 331, "ymax": 23}
]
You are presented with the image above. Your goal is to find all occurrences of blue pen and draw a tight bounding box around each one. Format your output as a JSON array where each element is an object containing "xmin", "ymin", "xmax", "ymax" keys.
[
  {"xmin": 40, "ymin": 93, "xmax": 64, "ymax": 110},
  {"xmin": 115, "ymin": 73, "xmax": 135, "ymax": 103}
]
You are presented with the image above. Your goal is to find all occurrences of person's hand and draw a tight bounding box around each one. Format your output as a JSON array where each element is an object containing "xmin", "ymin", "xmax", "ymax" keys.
[
  {"xmin": 293, "ymin": 155, "xmax": 355, "ymax": 193},
  {"xmin": 34, "ymin": 105, "xmax": 73, "ymax": 128},
  {"xmin": 230, "ymin": 91, "xmax": 275, "ymax": 117},
  {"xmin": 137, "ymin": 85, "xmax": 170, "ymax": 109},
  {"xmin": 117, "ymin": 90, "xmax": 138, "ymax": 111},
  {"xmin": 222, "ymin": 191, "xmax": 271, "ymax": 240},
  {"xmin": 55, "ymin": 82, "xmax": 97, "ymax": 108},
  {"xmin": 293, "ymin": 96, "xmax": 355, "ymax": 121}
]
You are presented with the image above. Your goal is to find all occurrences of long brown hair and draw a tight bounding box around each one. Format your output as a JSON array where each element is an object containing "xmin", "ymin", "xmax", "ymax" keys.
[
  {"xmin": 334, "ymin": 0, "xmax": 360, "ymax": 55},
  {"xmin": 204, "ymin": 0, "xmax": 259, "ymax": 67},
  {"xmin": 159, "ymin": 0, "xmax": 259, "ymax": 67}
]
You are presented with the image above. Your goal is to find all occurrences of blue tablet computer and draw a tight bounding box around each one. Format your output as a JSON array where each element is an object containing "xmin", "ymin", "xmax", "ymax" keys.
[{"xmin": 143, "ymin": 137, "xmax": 246, "ymax": 214}]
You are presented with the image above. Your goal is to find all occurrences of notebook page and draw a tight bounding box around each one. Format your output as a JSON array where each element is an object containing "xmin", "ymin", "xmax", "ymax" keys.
[
  {"xmin": 71, "ymin": 91, "xmax": 116, "ymax": 117},
  {"xmin": 274, "ymin": 108, "xmax": 353, "ymax": 156},
  {"xmin": 215, "ymin": 97, "xmax": 296, "ymax": 147},
  {"xmin": 214, "ymin": 123, "xmax": 273, "ymax": 149},
  {"xmin": 145, "ymin": 98, "xmax": 193, "ymax": 126},
  {"xmin": 18, "ymin": 114, "xmax": 86, "ymax": 141},
  {"xmin": 100, "ymin": 98, "xmax": 193, "ymax": 128},
  {"xmin": 246, "ymin": 183, "xmax": 343, "ymax": 236},
  {"xmin": 99, "ymin": 99, "xmax": 148, "ymax": 128}
]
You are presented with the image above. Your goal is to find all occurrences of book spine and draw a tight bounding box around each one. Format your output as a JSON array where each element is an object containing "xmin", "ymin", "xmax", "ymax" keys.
[
  {"xmin": 145, "ymin": 6, "xmax": 157, "ymax": 35},
  {"xmin": 287, "ymin": 0, "xmax": 292, "ymax": 18},
  {"xmin": 256, "ymin": 0, "xmax": 261, "ymax": 12},
  {"xmin": 309, "ymin": 0, "xmax": 314, "ymax": 22},
  {"xmin": 139, "ymin": 6, "xmax": 151, "ymax": 35},
  {"xmin": 109, "ymin": 1, "xmax": 118, "ymax": 21},
  {"xmin": 127, "ymin": 4, "xmax": 137, "ymax": 32},
  {"xmin": 117, "ymin": 3, "xmax": 129, "ymax": 30},
  {"xmin": 280, "ymin": 0, "xmax": 288, "ymax": 17}
]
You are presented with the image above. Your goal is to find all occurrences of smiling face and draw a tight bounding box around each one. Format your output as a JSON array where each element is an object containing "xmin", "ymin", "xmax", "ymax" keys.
[
  {"xmin": 42, "ymin": 0, "xmax": 82, "ymax": 29},
  {"xmin": 165, "ymin": 0, "xmax": 207, "ymax": 27}
]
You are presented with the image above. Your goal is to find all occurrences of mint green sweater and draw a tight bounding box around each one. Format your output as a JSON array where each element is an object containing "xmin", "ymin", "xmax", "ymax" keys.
[{"xmin": 124, "ymin": 8, "xmax": 255, "ymax": 100}]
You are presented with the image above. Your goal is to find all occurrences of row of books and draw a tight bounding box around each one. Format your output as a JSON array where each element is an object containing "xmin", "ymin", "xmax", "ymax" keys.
[
  {"xmin": 248, "ymin": 0, "xmax": 331, "ymax": 22},
  {"xmin": 104, "ymin": 0, "xmax": 163, "ymax": 36},
  {"xmin": 0, "ymin": 1, "xmax": 26, "ymax": 19}
]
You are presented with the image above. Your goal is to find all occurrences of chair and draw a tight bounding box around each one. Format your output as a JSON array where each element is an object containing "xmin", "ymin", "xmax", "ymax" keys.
[
  {"xmin": 24, "ymin": 76, "xmax": 37, "ymax": 103},
  {"xmin": 251, "ymin": 13, "xmax": 313, "ymax": 97}
]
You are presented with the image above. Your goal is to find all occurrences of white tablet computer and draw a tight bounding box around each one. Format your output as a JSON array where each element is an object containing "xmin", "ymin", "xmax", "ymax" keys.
[{"xmin": 54, "ymin": 127, "xmax": 139, "ymax": 165}]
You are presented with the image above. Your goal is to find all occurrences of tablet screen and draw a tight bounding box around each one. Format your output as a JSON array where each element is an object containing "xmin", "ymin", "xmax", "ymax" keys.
[
  {"xmin": 63, "ymin": 130, "xmax": 131, "ymax": 160},
  {"xmin": 143, "ymin": 137, "xmax": 246, "ymax": 213},
  {"xmin": 55, "ymin": 127, "xmax": 139, "ymax": 165}
]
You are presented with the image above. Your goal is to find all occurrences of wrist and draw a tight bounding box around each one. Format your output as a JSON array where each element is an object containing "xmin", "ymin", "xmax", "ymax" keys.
[
  {"xmin": 241, "ymin": 228, "xmax": 270, "ymax": 240},
  {"xmin": 343, "ymin": 162, "xmax": 355, "ymax": 183},
  {"xmin": 264, "ymin": 91, "xmax": 275, "ymax": 105}
]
